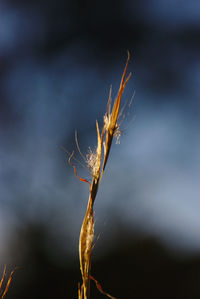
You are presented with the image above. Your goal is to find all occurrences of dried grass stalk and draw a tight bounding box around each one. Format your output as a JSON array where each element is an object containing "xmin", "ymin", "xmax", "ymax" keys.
[
  {"xmin": 0, "ymin": 265, "xmax": 16, "ymax": 299},
  {"xmin": 70, "ymin": 53, "xmax": 131, "ymax": 299}
]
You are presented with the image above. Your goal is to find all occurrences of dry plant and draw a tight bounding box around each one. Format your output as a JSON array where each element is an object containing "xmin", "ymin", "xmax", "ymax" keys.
[
  {"xmin": 69, "ymin": 53, "xmax": 132, "ymax": 299},
  {"xmin": 0, "ymin": 265, "xmax": 16, "ymax": 299}
]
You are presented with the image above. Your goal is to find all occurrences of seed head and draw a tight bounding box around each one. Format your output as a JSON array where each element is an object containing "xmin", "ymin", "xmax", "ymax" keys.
[{"xmin": 86, "ymin": 148, "xmax": 99, "ymax": 178}]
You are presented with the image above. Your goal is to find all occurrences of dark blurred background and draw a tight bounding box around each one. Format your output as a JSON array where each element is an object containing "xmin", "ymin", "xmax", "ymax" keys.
[{"xmin": 0, "ymin": 0, "xmax": 200, "ymax": 298}]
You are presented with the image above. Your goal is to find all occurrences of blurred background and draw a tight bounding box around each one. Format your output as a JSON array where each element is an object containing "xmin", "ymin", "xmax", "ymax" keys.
[{"xmin": 0, "ymin": 0, "xmax": 200, "ymax": 298}]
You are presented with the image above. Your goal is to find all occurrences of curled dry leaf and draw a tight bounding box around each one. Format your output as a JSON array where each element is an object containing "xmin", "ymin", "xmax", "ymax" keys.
[{"xmin": 90, "ymin": 275, "xmax": 117, "ymax": 299}]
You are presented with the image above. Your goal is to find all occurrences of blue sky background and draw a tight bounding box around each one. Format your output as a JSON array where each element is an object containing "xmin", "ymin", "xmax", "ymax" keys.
[{"xmin": 0, "ymin": 0, "xmax": 200, "ymax": 269}]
